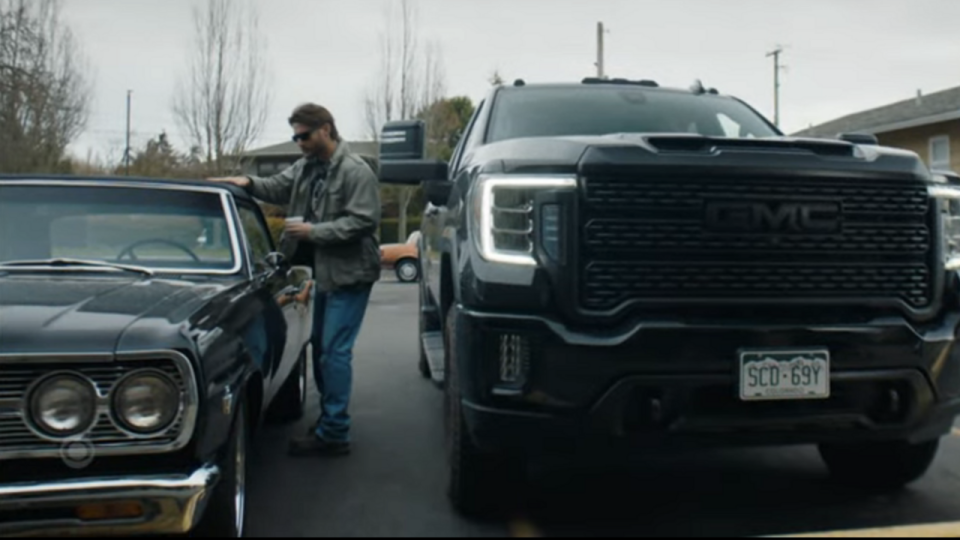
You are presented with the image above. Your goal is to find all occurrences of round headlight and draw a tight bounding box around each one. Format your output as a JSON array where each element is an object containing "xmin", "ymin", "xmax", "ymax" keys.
[
  {"xmin": 113, "ymin": 371, "xmax": 180, "ymax": 434},
  {"xmin": 29, "ymin": 374, "xmax": 98, "ymax": 438}
]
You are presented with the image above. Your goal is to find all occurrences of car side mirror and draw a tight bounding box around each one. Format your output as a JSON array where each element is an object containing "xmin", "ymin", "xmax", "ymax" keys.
[
  {"xmin": 838, "ymin": 132, "xmax": 878, "ymax": 145},
  {"xmin": 264, "ymin": 252, "xmax": 287, "ymax": 272},
  {"xmin": 378, "ymin": 119, "xmax": 449, "ymax": 186},
  {"xmin": 425, "ymin": 180, "xmax": 453, "ymax": 206}
]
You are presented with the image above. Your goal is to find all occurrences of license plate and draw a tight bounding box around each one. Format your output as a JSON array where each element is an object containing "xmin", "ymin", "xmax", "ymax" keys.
[{"xmin": 739, "ymin": 349, "xmax": 830, "ymax": 401}]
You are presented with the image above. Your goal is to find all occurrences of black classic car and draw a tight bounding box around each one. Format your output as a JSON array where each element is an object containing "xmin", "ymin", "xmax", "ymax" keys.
[{"xmin": 0, "ymin": 175, "xmax": 314, "ymax": 536}]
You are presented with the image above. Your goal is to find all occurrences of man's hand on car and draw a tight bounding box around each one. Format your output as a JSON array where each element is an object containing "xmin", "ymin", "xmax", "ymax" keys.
[{"xmin": 207, "ymin": 176, "xmax": 251, "ymax": 188}]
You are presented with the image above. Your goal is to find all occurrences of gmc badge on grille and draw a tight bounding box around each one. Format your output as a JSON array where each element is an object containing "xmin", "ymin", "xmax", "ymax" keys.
[{"xmin": 705, "ymin": 200, "xmax": 841, "ymax": 234}]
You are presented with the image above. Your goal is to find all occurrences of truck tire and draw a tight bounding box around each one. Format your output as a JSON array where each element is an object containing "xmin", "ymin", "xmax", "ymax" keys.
[
  {"xmin": 193, "ymin": 395, "xmax": 249, "ymax": 537},
  {"xmin": 444, "ymin": 308, "xmax": 524, "ymax": 517},
  {"xmin": 819, "ymin": 438, "xmax": 940, "ymax": 490}
]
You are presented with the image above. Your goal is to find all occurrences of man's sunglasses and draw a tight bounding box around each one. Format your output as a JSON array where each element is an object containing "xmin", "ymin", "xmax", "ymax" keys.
[{"xmin": 292, "ymin": 130, "xmax": 314, "ymax": 143}]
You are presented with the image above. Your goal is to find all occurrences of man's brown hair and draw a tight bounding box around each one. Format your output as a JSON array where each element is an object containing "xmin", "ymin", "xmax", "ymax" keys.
[{"xmin": 289, "ymin": 103, "xmax": 340, "ymax": 140}]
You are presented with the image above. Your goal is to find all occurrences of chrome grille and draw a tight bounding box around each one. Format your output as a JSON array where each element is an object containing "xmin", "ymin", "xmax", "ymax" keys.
[{"xmin": 0, "ymin": 352, "xmax": 197, "ymax": 460}]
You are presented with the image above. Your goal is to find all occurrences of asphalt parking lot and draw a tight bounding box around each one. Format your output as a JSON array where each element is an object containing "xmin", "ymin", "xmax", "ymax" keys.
[{"xmin": 246, "ymin": 278, "xmax": 960, "ymax": 538}]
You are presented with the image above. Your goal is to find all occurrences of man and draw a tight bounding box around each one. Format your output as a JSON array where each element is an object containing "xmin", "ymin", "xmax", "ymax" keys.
[{"xmin": 209, "ymin": 103, "xmax": 381, "ymax": 457}]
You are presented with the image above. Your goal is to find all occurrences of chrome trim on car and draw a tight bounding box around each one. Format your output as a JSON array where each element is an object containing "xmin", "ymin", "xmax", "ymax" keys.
[
  {"xmin": 0, "ymin": 180, "xmax": 246, "ymax": 276},
  {"xmin": 0, "ymin": 349, "xmax": 200, "ymax": 461},
  {"xmin": 0, "ymin": 399, "xmax": 20, "ymax": 419},
  {"xmin": 0, "ymin": 352, "xmax": 115, "ymax": 364},
  {"xmin": 0, "ymin": 464, "xmax": 220, "ymax": 536},
  {"xmin": 219, "ymin": 191, "xmax": 247, "ymax": 277},
  {"xmin": 227, "ymin": 192, "xmax": 257, "ymax": 282}
]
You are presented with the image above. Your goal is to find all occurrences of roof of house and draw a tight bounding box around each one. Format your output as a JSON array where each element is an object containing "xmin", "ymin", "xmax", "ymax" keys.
[
  {"xmin": 792, "ymin": 85, "xmax": 960, "ymax": 138},
  {"xmin": 243, "ymin": 140, "xmax": 379, "ymax": 158}
]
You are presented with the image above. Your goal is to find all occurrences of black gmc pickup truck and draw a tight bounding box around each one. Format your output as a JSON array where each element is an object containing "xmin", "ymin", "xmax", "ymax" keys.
[{"xmin": 377, "ymin": 78, "xmax": 960, "ymax": 516}]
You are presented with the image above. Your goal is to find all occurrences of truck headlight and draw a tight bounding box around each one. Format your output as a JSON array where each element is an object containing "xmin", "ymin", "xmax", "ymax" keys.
[
  {"xmin": 112, "ymin": 370, "xmax": 180, "ymax": 434},
  {"xmin": 471, "ymin": 175, "xmax": 577, "ymax": 265},
  {"xmin": 929, "ymin": 185, "xmax": 960, "ymax": 271}
]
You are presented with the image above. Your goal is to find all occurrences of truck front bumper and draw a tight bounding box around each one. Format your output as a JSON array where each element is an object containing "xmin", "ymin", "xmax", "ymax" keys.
[
  {"xmin": 454, "ymin": 306, "xmax": 960, "ymax": 455},
  {"xmin": 0, "ymin": 464, "xmax": 219, "ymax": 537}
]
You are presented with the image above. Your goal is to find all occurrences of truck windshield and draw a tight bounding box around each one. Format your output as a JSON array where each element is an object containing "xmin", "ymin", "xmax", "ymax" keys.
[
  {"xmin": 486, "ymin": 85, "xmax": 780, "ymax": 143},
  {"xmin": 0, "ymin": 183, "xmax": 240, "ymax": 274}
]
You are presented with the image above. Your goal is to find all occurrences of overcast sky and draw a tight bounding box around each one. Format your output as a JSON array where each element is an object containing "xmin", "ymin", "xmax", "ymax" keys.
[{"xmin": 61, "ymin": 0, "xmax": 960, "ymax": 163}]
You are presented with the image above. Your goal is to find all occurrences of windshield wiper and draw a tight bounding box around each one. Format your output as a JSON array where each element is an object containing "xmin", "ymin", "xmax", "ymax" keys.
[{"xmin": 0, "ymin": 258, "xmax": 155, "ymax": 277}]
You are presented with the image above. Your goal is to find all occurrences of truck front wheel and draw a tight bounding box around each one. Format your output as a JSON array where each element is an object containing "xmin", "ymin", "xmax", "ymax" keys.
[
  {"xmin": 444, "ymin": 308, "xmax": 524, "ymax": 518},
  {"xmin": 819, "ymin": 438, "xmax": 940, "ymax": 490}
]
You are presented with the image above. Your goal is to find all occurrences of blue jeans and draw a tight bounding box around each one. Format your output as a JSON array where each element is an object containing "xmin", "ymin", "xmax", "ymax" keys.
[{"xmin": 311, "ymin": 284, "xmax": 373, "ymax": 443}]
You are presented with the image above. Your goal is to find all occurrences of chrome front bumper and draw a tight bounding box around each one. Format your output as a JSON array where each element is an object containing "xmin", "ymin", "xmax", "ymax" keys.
[{"xmin": 0, "ymin": 464, "xmax": 220, "ymax": 537}]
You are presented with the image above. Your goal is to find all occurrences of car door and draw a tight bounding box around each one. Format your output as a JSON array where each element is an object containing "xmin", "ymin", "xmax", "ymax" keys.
[
  {"xmin": 236, "ymin": 203, "xmax": 306, "ymax": 401},
  {"xmin": 424, "ymin": 100, "xmax": 487, "ymax": 305}
]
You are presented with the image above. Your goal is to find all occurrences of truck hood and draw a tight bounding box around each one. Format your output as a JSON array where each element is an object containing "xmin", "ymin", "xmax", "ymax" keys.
[
  {"xmin": 472, "ymin": 133, "xmax": 931, "ymax": 180},
  {"xmin": 0, "ymin": 274, "xmax": 239, "ymax": 356}
]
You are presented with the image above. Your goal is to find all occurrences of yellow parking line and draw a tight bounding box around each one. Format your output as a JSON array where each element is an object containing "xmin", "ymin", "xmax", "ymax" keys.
[
  {"xmin": 508, "ymin": 517, "xmax": 960, "ymax": 538},
  {"xmin": 773, "ymin": 521, "xmax": 960, "ymax": 538},
  {"xmin": 508, "ymin": 517, "xmax": 542, "ymax": 538}
]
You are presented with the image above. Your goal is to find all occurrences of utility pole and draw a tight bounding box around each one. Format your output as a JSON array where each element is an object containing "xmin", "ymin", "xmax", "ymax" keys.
[
  {"xmin": 766, "ymin": 46, "xmax": 785, "ymax": 127},
  {"xmin": 124, "ymin": 90, "xmax": 132, "ymax": 175},
  {"xmin": 596, "ymin": 22, "xmax": 609, "ymax": 79}
]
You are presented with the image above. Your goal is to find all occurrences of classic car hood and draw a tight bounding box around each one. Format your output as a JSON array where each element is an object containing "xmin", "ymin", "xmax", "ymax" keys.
[{"xmin": 0, "ymin": 274, "xmax": 238, "ymax": 355}]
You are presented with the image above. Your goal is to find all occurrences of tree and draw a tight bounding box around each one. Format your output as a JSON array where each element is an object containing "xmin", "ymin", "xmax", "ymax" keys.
[
  {"xmin": 0, "ymin": 0, "xmax": 92, "ymax": 173},
  {"xmin": 417, "ymin": 96, "xmax": 474, "ymax": 161},
  {"xmin": 363, "ymin": 0, "xmax": 446, "ymax": 241},
  {"xmin": 172, "ymin": 0, "xmax": 271, "ymax": 177},
  {"xmin": 126, "ymin": 132, "xmax": 190, "ymax": 178}
]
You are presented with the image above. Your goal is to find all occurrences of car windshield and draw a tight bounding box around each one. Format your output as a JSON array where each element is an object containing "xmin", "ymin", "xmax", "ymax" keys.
[
  {"xmin": 486, "ymin": 85, "xmax": 781, "ymax": 143},
  {"xmin": 0, "ymin": 183, "xmax": 239, "ymax": 273}
]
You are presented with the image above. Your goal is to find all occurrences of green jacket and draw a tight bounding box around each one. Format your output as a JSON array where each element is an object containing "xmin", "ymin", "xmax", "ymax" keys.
[{"xmin": 245, "ymin": 142, "xmax": 382, "ymax": 292}]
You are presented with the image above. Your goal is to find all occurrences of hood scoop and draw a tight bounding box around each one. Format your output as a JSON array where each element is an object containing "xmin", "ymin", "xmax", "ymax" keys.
[{"xmin": 616, "ymin": 134, "xmax": 857, "ymax": 158}]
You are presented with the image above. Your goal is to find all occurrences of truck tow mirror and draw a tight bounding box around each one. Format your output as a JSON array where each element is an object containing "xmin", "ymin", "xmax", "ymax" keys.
[
  {"xmin": 379, "ymin": 160, "xmax": 449, "ymax": 186},
  {"xmin": 378, "ymin": 119, "xmax": 448, "ymax": 185},
  {"xmin": 381, "ymin": 120, "xmax": 426, "ymax": 160}
]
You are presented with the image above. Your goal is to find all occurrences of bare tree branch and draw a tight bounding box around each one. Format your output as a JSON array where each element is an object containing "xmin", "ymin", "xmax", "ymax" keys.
[
  {"xmin": 172, "ymin": 0, "xmax": 271, "ymax": 176},
  {"xmin": 361, "ymin": 0, "xmax": 449, "ymax": 242},
  {"xmin": 0, "ymin": 0, "xmax": 92, "ymax": 173},
  {"xmin": 363, "ymin": 30, "xmax": 396, "ymax": 143}
]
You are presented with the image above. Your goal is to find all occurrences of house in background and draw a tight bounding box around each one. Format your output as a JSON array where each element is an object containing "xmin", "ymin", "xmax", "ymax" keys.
[
  {"xmin": 792, "ymin": 85, "xmax": 960, "ymax": 173},
  {"xmin": 241, "ymin": 139, "xmax": 379, "ymax": 177}
]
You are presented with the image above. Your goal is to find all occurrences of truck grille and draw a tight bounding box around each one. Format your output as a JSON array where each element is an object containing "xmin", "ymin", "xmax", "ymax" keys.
[
  {"xmin": 579, "ymin": 174, "xmax": 936, "ymax": 312},
  {"xmin": 0, "ymin": 353, "xmax": 196, "ymax": 460}
]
